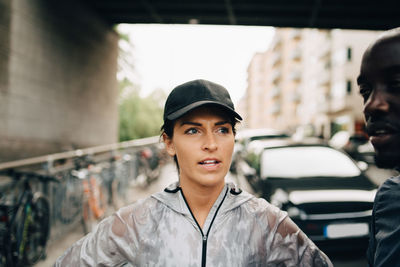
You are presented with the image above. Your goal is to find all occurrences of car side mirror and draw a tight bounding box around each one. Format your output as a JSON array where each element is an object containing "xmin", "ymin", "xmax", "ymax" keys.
[
  {"xmin": 357, "ymin": 161, "xmax": 368, "ymax": 171},
  {"xmin": 238, "ymin": 160, "xmax": 256, "ymax": 177}
]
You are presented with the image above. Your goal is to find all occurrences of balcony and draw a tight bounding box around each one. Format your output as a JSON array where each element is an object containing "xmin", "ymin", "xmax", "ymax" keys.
[
  {"xmin": 289, "ymin": 70, "xmax": 301, "ymax": 82},
  {"xmin": 328, "ymin": 96, "xmax": 353, "ymax": 114},
  {"xmin": 316, "ymin": 94, "xmax": 330, "ymax": 112},
  {"xmin": 290, "ymin": 48, "xmax": 302, "ymax": 61},
  {"xmin": 269, "ymin": 87, "xmax": 281, "ymax": 98},
  {"xmin": 290, "ymin": 29, "xmax": 302, "ymax": 40},
  {"xmin": 271, "ymin": 69, "xmax": 281, "ymax": 83},
  {"xmin": 318, "ymin": 71, "xmax": 331, "ymax": 85},
  {"xmin": 271, "ymin": 53, "xmax": 282, "ymax": 66},
  {"xmin": 319, "ymin": 43, "xmax": 331, "ymax": 59},
  {"xmin": 270, "ymin": 35, "xmax": 282, "ymax": 51},
  {"xmin": 290, "ymin": 92, "xmax": 301, "ymax": 103},
  {"xmin": 269, "ymin": 103, "xmax": 281, "ymax": 115}
]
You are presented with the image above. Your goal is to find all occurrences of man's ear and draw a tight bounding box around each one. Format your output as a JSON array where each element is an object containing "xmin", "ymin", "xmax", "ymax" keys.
[{"xmin": 162, "ymin": 133, "xmax": 176, "ymax": 156}]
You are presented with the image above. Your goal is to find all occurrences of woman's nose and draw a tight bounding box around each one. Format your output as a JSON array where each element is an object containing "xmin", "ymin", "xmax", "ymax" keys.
[{"xmin": 202, "ymin": 133, "xmax": 217, "ymax": 151}]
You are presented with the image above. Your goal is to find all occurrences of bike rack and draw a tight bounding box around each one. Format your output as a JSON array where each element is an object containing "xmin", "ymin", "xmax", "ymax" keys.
[{"xmin": 0, "ymin": 135, "xmax": 168, "ymax": 254}]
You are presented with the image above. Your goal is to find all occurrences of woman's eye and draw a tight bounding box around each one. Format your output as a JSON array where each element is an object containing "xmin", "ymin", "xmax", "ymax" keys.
[
  {"xmin": 218, "ymin": 127, "xmax": 230, "ymax": 134},
  {"xmin": 185, "ymin": 128, "xmax": 198, "ymax": 135}
]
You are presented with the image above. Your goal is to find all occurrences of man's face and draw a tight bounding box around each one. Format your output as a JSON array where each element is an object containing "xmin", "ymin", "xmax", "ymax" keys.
[{"xmin": 358, "ymin": 36, "xmax": 400, "ymax": 168}]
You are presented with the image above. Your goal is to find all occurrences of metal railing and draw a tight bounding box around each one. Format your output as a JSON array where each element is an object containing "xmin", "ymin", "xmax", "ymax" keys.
[{"xmin": 0, "ymin": 136, "xmax": 168, "ymax": 248}]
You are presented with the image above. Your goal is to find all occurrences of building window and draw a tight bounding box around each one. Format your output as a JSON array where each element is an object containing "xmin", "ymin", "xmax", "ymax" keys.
[
  {"xmin": 347, "ymin": 47, "xmax": 352, "ymax": 61},
  {"xmin": 346, "ymin": 80, "xmax": 352, "ymax": 94}
]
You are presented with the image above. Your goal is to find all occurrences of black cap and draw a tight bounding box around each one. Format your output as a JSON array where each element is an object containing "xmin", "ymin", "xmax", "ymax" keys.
[{"xmin": 163, "ymin": 79, "xmax": 242, "ymax": 121}]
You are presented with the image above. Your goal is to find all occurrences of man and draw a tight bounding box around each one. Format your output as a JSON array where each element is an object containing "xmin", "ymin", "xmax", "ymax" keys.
[{"xmin": 357, "ymin": 28, "xmax": 400, "ymax": 266}]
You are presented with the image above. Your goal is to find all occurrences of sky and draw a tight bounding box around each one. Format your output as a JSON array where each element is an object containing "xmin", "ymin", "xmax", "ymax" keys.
[{"xmin": 117, "ymin": 24, "xmax": 275, "ymax": 104}]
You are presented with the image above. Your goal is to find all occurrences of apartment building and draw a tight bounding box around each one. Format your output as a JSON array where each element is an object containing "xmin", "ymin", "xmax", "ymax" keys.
[{"xmin": 244, "ymin": 28, "xmax": 381, "ymax": 138}]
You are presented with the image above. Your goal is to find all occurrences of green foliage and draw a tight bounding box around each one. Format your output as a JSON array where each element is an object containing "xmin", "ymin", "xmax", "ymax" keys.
[
  {"xmin": 116, "ymin": 27, "xmax": 165, "ymax": 141},
  {"xmin": 118, "ymin": 81, "xmax": 165, "ymax": 141},
  {"xmin": 245, "ymin": 152, "xmax": 261, "ymax": 175}
]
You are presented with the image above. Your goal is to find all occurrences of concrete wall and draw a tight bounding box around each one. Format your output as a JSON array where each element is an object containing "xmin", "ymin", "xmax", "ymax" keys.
[
  {"xmin": 0, "ymin": 0, "xmax": 119, "ymax": 162},
  {"xmin": 0, "ymin": 0, "xmax": 11, "ymax": 151}
]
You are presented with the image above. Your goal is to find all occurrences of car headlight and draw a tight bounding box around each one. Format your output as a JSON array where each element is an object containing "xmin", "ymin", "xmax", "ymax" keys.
[
  {"xmin": 287, "ymin": 206, "xmax": 301, "ymax": 217},
  {"xmin": 287, "ymin": 206, "xmax": 307, "ymax": 220}
]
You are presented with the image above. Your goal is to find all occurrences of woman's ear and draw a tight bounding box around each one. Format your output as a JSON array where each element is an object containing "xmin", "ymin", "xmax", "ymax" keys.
[{"xmin": 162, "ymin": 133, "xmax": 176, "ymax": 157}]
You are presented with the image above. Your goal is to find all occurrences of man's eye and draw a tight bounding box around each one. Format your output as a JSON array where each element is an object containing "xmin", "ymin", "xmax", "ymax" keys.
[
  {"xmin": 388, "ymin": 82, "xmax": 400, "ymax": 92},
  {"xmin": 359, "ymin": 85, "xmax": 371, "ymax": 101},
  {"xmin": 185, "ymin": 128, "xmax": 198, "ymax": 135}
]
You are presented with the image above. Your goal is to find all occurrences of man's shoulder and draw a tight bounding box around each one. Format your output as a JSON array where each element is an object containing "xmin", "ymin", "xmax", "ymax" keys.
[
  {"xmin": 375, "ymin": 174, "xmax": 400, "ymax": 207},
  {"xmin": 379, "ymin": 174, "xmax": 400, "ymax": 194}
]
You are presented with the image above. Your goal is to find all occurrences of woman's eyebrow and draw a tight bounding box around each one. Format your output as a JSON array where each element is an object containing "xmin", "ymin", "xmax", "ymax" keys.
[
  {"xmin": 180, "ymin": 121, "xmax": 202, "ymax": 126},
  {"xmin": 179, "ymin": 120, "xmax": 229, "ymax": 126},
  {"xmin": 215, "ymin": 121, "xmax": 230, "ymax": 126}
]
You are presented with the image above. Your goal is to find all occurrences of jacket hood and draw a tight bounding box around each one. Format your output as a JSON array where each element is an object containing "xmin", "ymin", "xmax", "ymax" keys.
[{"xmin": 152, "ymin": 182, "xmax": 254, "ymax": 215}]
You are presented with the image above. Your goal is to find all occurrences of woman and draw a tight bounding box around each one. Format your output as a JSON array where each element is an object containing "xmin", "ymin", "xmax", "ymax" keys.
[{"xmin": 55, "ymin": 79, "xmax": 332, "ymax": 266}]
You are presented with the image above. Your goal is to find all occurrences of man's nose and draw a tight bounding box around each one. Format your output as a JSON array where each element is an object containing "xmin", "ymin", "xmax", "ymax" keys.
[
  {"xmin": 364, "ymin": 89, "xmax": 389, "ymax": 117},
  {"xmin": 202, "ymin": 132, "xmax": 217, "ymax": 151}
]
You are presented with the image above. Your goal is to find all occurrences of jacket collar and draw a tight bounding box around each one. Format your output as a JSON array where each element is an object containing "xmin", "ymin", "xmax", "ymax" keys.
[{"xmin": 152, "ymin": 182, "xmax": 253, "ymax": 215}]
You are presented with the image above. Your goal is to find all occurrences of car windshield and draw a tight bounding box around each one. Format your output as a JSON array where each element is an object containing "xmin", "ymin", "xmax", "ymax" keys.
[{"xmin": 260, "ymin": 146, "xmax": 361, "ymax": 178}]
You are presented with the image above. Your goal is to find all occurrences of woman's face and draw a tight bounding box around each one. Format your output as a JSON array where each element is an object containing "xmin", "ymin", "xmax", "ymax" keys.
[{"xmin": 164, "ymin": 106, "xmax": 235, "ymax": 189}]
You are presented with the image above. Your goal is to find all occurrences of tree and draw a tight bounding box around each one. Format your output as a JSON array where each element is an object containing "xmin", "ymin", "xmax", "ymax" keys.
[
  {"xmin": 118, "ymin": 80, "xmax": 165, "ymax": 141},
  {"xmin": 117, "ymin": 27, "xmax": 166, "ymax": 141}
]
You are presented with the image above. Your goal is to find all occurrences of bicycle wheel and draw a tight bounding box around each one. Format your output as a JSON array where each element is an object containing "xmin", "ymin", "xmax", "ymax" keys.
[
  {"xmin": 81, "ymin": 177, "xmax": 108, "ymax": 234},
  {"xmin": 22, "ymin": 194, "xmax": 50, "ymax": 265},
  {"xmin": 0, "ymin": 207, "xmax": 12, "ymax": 266},
  {"xmin": 57, "ymin": 175, "xmax": 83, "ymax": 224},
  {"xmin": 81, "ymin": 200, "xmax": 96, "ymax": 235}
]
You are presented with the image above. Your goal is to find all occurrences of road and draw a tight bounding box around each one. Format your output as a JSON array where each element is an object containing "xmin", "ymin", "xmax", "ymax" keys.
[{"xmin": 38, "ymin": 162, "xmax": 395, "ymax": 266}]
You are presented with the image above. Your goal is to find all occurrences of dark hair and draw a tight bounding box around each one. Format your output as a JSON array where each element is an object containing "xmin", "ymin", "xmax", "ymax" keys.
[{"xmin": 161, "ymin": 106, "xmax": 240, "ymax": 172}]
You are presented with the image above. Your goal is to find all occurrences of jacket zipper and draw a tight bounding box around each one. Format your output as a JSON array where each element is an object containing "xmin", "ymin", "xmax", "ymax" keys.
[
  {"xmin": 181, "ymin": 187, "xmax": 229, "ymax": 267},
  {"xmin": 202, "ymin": 235, "xmax": 207, "ymax": 267}
]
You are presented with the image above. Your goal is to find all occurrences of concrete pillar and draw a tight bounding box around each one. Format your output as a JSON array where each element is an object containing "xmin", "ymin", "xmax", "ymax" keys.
[
  {"xmin": 0, "ymin": 0, "xmax": 119, "ymax": 162},
  {"xmin": 0, "ymin": 0, "xmax": 11, "ymax": 142}
]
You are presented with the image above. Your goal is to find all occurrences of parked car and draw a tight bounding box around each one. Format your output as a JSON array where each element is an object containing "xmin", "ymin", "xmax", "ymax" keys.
[
  {"xmin": 239, "ymin": 139, "xmax": 377, "ymax": 252},
  {"xmin": 230, "ymin": 128, "xmax": 290, "ymax": 174},
  {"xmin": 235, "ymin": 128, "xmax": 290, "ymax": 147},
  {"xmin": 329, "ymin": 131, "xmax": 372, "ymax": 163}
]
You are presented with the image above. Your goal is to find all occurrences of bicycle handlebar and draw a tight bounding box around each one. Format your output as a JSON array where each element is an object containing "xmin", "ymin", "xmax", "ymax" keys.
[{"xmin": 1, "ymin": 170, "xmax": 60, "ymax": 183}]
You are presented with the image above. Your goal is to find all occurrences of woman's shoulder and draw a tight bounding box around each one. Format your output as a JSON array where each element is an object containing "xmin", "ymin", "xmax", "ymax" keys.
[
  {"xmin": 115, "ymin": 196, "xmax": 162, "ymax": 223},
  {"xmin": 240, "ymin": 194, "xmax": 285, "ymax": 218},
  {"xmin": 122, "ymin": 195, "xmax": 160, "ymax": 210}
]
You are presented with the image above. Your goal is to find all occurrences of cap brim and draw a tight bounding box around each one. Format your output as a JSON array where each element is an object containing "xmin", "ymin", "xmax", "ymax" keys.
[{"xmin": 166, "ymin": 100, "xmax": 242, "ymax": 121}]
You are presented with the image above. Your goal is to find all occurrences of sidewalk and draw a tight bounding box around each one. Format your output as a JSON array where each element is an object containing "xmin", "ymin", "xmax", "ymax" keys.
[{"xmin": 37, "ymin": 226, "xmax": 84, "ymax": 267}]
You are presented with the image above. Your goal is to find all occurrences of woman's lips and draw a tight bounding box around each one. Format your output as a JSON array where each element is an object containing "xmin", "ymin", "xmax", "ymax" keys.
[{"xmin": 199, "ymin": 159, "xmax": 221, "ymax": 170}]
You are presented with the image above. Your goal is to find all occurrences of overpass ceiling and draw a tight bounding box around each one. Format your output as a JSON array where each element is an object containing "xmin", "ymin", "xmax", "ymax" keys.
[{"xmin": 81, "ymin": 0, "xmax": 399, "ymax": 30}]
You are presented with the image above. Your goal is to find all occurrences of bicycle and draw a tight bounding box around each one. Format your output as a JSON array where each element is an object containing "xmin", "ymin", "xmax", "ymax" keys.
[
  {"xmin": 0, "ymin": 171, "xmax": 58, "ymax": 266},
  {"xmin": 135, "ymin": 147, "xmax": 162, "ymax": 188},
  {"xmin": 101, "ymin": 153, "xmax": 134, "ymax": 210},
  {"xmin": 71, "ymin": 163, "xmax": 108, "ymax": 234},
  {"xmin": 55, "ymin": 170, "xmax": 83, "ymax": 225}
]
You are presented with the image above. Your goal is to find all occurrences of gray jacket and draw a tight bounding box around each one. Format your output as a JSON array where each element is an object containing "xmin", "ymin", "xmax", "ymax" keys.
[{"xmin": 55, "ymin": 182, "xmax": 332, "ymax": 266}]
